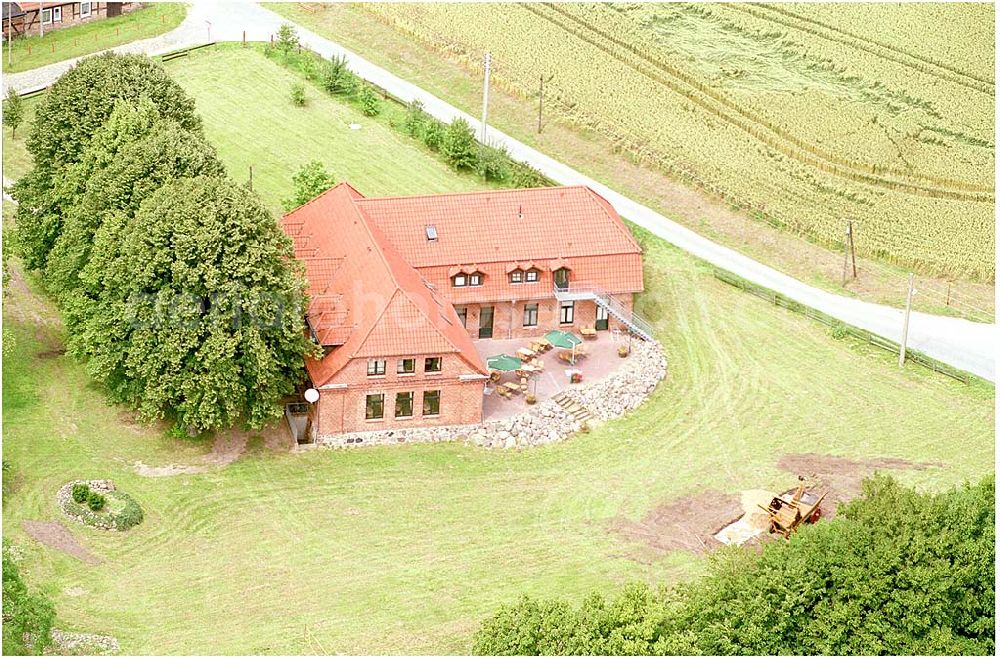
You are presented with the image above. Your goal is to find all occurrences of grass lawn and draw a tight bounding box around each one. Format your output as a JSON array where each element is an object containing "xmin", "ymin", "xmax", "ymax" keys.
[
  {"xmin": 166, "ymin": 44, "xmax": 499, "ymax": 214},
  {"xmin": 2, "ymin": 96, "xmax": 37, "ymax": 182},
  {"xmin": 2, "ymin": 45, "xmax": 994, "ymax": 655},
  {"xmin": 1, "ymin": 3, "xmax": 186, "ymax": 74}
]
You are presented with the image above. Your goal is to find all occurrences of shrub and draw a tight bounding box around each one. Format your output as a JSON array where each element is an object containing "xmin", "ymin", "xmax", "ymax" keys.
[
  {"xmin": 3, "ymin": 87, "xmax": 24, "ymax": 138},
  {"xmin": 404, "ymin": 99, "xmax": 427, "ymax": 136},
  {"xmin": 359, "ymin": 84, "xmax": 380, "ymax": 117},
  {"xmin": 86, "ymin": 491, "xmax": 106, "ymax": 512},
  {"xmin": 441, "ymin": 118, "xmax": 479, "ymax": 170},
  {"xmin": 290, "ymin": 82, "xmax": 306, "ymax": 107},
  {"xmin": 282, "ymin": 161, "xmax": 336, "ymax": 211},
  {"xmin": 476, "ymin": 145, "xmax": 511, "ymax": 182},
  {"xmin": 275, "ymin": 24, "xmax": 299, "ymax": 53},
  {"xmin": 511, "ymin": 161, "xmax": 549, "ymax": 189},
  {"xmin": 71, "ymin": 483, "xmax": 90, "ymax": 504},
  {"xmin": 320, "ymin": 54, "xmax": 356, "ymax": 96},
  {"xmin": 421, "ymin": 118, "xmax": 446, "ymax": 151}
]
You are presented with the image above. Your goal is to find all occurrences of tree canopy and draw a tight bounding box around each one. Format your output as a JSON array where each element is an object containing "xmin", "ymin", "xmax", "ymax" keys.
[
  {"xmin": 71, "ymin": 176, "xmax": 315, "ymax": 432},
  {"xmin": 282, "ymin": 161, "xmax": 337, "ymax": 211},
  {"xmin": 26, "ymin": 53, "xmax": 201, "ymax": 177},
  {"xmin": 2, "ymin": 541, "xmax": 56, "ymax": 655},
  {"xmin": 473, "ymin": 475, "xmax": 995, "ymax": 656},
  {"xmin": 44, "ymin": 98, "xmax": 224, "ymax": 297},
  {"xmin": 14, "ymin": 53, "xmax": 204, "ymax": 272}
]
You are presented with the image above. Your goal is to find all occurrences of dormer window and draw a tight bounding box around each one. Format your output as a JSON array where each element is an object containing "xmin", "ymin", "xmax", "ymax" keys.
[
  {"xmin": 468, "ymin": 272, "xmax": 483, "ymax": 286},
  {"xmin": 554, "ymin": 267, "xmax": 570, "ymax": 290},
  {"xmin": 525, "ymin": 269, "xmax": 539, "ymax": 283},
  {"xmin": 453, "ymin": 274, "xmax": 466, "ymax": 287},
  {"xmin": 510, "ymin": 270, "xmax": 523, "ymax": 284}
]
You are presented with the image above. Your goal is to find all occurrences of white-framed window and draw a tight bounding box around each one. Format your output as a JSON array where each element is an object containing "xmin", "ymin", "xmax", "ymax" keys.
[
  {"xmin": 509, "ymin": 270, "xmax": 523, "ymax": 284},
  {"xmin": 468, "ymin": 272, "xmax": 483, "ymax": 286},
  {"xmin": 53, "ymin": 6, "xmax": 62, "ymax": 22},
  {"xmin": 559, "ymin": 301, "xmax": 575, "ymax": 324},
  {"xmin": 80, "ymin": 2, "xmax": 92, "ymax": 18},
  {"xmin": 525, "ymin": 269, "xmax": 539, "ymax": 283},
  {"xmin": 366, "ymin": 359, "xmax": 386, "ymax": 376},
  {"xmin": 453, "ymin": 274, "xmax": 466, "ymax": 287},
  {"xmin": 41, "ymin": 8, "xmax": 53, "ymax": 23},
  {"xmin": 424, "ymin": 357, "xmax": 442, "ymax": 373},
  {"xmin": 397, "ymin": 358, "xmax": 416, "ymax": 375}
]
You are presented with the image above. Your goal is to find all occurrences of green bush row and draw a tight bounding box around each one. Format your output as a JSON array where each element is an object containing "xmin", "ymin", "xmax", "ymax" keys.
[{"xmin": 263, "ymin": 26, "xmax": 550, "ymax": 188}]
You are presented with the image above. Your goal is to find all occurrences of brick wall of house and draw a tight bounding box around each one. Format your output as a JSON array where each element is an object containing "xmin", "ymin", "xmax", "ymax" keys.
[
  {"xmin": 313, "ymin": 351, "xmax": 486, "ymax": 436},
  {"xmin": 454, "ymin": 295, "xmax": 635, "ymax": 340}
]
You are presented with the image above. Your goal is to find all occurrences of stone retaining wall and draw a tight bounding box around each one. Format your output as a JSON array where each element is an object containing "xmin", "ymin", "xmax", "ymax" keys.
[{"xmin": 314, "ymin": 340, "xmax": 667, "ymax": 450}]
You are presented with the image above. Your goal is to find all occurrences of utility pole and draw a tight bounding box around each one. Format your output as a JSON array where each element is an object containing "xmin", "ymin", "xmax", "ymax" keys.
[
  {"xmin": 537, "ymin": 74, "xmax": 544, "ymax": 134},
  {"xmin": 480, "ymin": 51, "xmax": 491, "ymax": 143},
  {"xmin": 898, "ymin": 273, "xmax": 915, "ymax": 368},
  {"xmin": 39, "ymin": 1, "xmax": 44, "ymax": 39},
  {"xmin": 841, "ymin": 221, "xmax": 857, "ymax": 286}
]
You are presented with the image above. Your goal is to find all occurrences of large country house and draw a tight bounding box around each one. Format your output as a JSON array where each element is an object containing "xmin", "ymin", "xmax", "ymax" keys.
[{"xmin": 281, "ymin": 183, "xmax": 645, "ymax": 439}]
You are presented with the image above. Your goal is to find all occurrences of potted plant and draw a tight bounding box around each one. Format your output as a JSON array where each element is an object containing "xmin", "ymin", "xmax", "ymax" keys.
[
  {"xmin": 526, "ymin": 393, "xmax": 537, "ymax": 405},
  {"xmin": 618, "ymin": 345, "xmax": 630, "ymax": 358}
]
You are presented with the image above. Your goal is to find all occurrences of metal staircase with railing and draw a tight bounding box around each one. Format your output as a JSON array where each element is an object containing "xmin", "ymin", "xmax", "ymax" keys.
[{"xmin": 553, "ymin": 283, "xmax": 655, "ymax": 341}]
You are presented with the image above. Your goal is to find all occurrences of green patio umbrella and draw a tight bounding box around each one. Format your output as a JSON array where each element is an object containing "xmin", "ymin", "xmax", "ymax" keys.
[
  {"xmin": 544, "ymin": 329, "xmax": 582, "ymax": 364},
  {"xmin": 486, "ymin": 354, "xmax": 522, "ymax": 371}
]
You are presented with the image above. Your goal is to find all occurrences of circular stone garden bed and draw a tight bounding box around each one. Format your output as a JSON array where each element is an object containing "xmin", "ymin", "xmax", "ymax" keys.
[{"xmin": 57, "ymin": 480, "xmax": 144, "ymax": 531}]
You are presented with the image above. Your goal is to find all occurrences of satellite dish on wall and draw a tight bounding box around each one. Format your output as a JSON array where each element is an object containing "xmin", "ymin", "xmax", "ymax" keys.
[{"xmin": 304, "ymin": 388, "xmax": 320, "ymax": 404}]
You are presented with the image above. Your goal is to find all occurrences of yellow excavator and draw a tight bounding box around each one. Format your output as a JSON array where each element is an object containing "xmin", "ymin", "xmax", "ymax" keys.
[{"xmin": 758, "ymin": 483, "xmax": 827, "ymax": 539}]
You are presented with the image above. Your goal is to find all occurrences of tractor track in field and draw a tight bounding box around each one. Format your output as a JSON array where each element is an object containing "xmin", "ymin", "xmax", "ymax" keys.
[
  {"xmin": 523, "ymin": 2, "xmax": 993, "ymax": 202},
  {"xmin": 734, "ymin": 3, "xmax": 994, "ymax": 94}
]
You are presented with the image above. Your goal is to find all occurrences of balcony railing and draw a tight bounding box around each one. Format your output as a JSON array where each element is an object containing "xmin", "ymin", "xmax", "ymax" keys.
[{"xmin": 553, "ymin": 283, "xmax": 655, "ymax": 341}]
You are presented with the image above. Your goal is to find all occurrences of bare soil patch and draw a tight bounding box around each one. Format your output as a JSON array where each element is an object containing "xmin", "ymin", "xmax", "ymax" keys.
[
  {"xmin": 134, "ymin": 423, "xmax": 290, "ymax": 477},
  {"xmin": 778, "ymin": 452, "xmax": 931, "ymax": 513},
  {"xmin": 22, "ymin": 521, "xmax": 101, "ymax": 565},
  {"xmin": 612, "ymin": 490, "xmax": 743, "ymax": 554}
]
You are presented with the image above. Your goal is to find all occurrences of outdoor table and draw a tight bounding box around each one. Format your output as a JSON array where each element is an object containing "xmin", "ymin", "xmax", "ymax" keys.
[
  {"xmin": 516, "ymin": 347, "xmax": 536, "ymax": 360},
  {"xmin": 531, "ymin": 338, "xmax": 551, "ymax": 352},
  {"xmin": 580, "ymin": 327, "xmax": 597, "ymax": 339}
]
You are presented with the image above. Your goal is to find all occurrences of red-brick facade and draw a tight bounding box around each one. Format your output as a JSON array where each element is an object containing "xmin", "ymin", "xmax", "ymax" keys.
[{"xmin": 281, "ymin": 184, "xmax": 643, "ymax": 438}]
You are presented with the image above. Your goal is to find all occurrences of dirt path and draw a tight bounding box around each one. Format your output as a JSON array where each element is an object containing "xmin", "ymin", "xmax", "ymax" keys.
[
  {"xmin": 22, "ymin": 521, "xmax": 101, "ymax": 565},
  {"xmin": 133, "ymin": 423, "xmax": 293, "ymax": 477}
]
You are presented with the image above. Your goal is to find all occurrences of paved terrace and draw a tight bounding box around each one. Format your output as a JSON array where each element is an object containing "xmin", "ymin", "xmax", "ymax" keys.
[{"xmin": 476, "ymin": 332, "xmax": 631, "ymax": 420}]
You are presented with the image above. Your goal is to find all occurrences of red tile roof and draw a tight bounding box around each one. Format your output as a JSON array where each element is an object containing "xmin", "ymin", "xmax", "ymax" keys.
[
  {"xmin": 281, "ymin": 184, "xmax": 487, "ymax": 386},
  {"xmin": 281, "ymin": 183, "xmax": 642, "ymax": 386},
  {"xmin": 355, "ymin": 185, "xmax": 641, "ymax": 268}
]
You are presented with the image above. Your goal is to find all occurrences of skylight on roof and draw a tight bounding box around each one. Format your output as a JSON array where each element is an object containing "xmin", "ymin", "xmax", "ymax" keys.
[{"xmin": 425, "ymin": 224, "xmax": 438, "ymax": 241}]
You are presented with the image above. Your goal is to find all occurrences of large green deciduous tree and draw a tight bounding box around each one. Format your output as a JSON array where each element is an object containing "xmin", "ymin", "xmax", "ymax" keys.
[
  {"xmin": 14, "ymin": 53, "xmax": 202, "ymax": 272},
  {"xmin": 2, "ymin": 541, "xmax": 56, "ymax": 655},
  {"xmin": 26, "ymin": 52, "xmax": 201, "ymax": 176},
  {"xmin": 72, "ymin": 176, "xmax": 316, "ymax": 432},
  {"xmin": 473, "ymin": 475, "xmax": 995, "ymax": 656},
  {"xmin": 44, "ymin": 98, "xmax": 224, "ymax": 298}
]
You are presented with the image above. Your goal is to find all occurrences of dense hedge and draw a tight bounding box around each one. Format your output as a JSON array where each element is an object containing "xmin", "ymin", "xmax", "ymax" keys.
[{"xmin": 473, "ymin": 475, "xmax": 995, "ymax": 655}]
